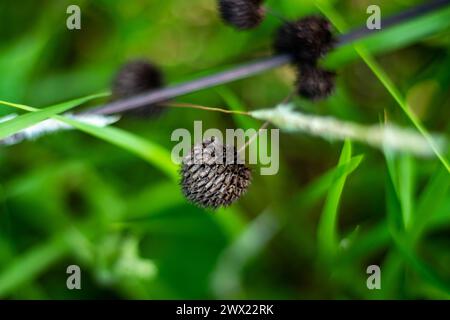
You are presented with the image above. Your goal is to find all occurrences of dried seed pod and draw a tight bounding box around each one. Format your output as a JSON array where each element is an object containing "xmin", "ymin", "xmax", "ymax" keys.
[
  {"xmin": 297, "ymin": 65, "xmax": 336, "ymax": 100},
  {"xmin": 274, "ymin": 16, "xmax": 335, "ymax": 64},
  {"xmin": 180, "ymin": 137, "xmax": 252, "ymax": 209},
  {"xmin": 112, "ymin": 59, "xmax": 165, "ymax": 117},
  {"xmin": 218, "ymin": 0, "xmax": 265, "ymax": 30}
]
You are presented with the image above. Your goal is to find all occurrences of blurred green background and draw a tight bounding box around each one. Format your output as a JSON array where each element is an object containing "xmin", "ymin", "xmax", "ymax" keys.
[{"xmin": 0, "ymin": 0, "xmax": 449, "ymax": 299}]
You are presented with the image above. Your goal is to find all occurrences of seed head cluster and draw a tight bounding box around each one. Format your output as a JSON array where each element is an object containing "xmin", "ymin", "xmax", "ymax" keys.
[
  {"xmin": 274, "ymin": 16, "xmax": 337, "ymax": 100},
  {"xmin": 297, "ymin": 65, "xmax": 336, "ymax": 100},
  {"xmin": 180, "ymin": 137, "xmax": 252, "ymax": 209},
  {"xmin": 274, "ymin": 16, "xmax": 335, "ymax": 64},
  {"xmin": 218, "ymin": 0, "xmax": 265, "ymax": 30},
  {"xmin": 112, "ymin": 60, "xmax": 165, "ymax": 117}
]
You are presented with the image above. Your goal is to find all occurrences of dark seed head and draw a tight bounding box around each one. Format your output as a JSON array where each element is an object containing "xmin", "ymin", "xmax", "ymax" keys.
[
  {"xmin": 274, "ymin": 16, "xmax": 335, "ymax": 64},
  {"xmin": 297, "ymin": 65, "xmax": 336, "ymax": 100},
  {"xmin": 112, "ymin": 59, "xmax": 165, "ymax": 117},
  {"xmin": 218, "ymin": 0, "xmax": 265, "ymax": 30},
  {"xmin": 180, "ymin": 136, "xmax": 252, "ymax": 209}
]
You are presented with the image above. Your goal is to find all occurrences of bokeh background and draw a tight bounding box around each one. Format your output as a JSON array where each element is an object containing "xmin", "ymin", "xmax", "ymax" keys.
[{"xmin": 0, "ymin": 0, "xmax": 449, "ymax": 299}]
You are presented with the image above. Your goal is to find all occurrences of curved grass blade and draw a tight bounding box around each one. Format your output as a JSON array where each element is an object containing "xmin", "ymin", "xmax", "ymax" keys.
[
  {"xmin": 318, "ymin": 140, "xmax": 363, "ymax": 259},
  {"xmin": 315, "ymin": 0, "xmax": 450, "ymax": 172},
  {"xmin": 0, "ymin": 99, "xmax": 178, "ymax": 181},
  {"xmin": 56, "ymin": 116, "xmax": 178, "ymax": 181},
  {"xmin": 326, "ymin": 5, "xmax": 450, "ymax": 67},
  {"xmin": 0, "ymin": 235, "xmax": 70, "ymax": 297},
  {"xmin": 0, "ymin": 93, "xmax": 108, "ymax": 139}
]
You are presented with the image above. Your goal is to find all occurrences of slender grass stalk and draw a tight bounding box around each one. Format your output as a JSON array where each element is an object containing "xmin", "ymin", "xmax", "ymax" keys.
[{"xmin": 237, "ymin": 121, "xmax": 270, "ymax": 154}]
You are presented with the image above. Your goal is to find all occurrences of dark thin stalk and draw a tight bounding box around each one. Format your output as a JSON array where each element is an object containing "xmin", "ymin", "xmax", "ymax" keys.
[
  {"xmin": 86, "ymin": 0, "xmax": 450, "ymax": 116},
  {"xmin": 339, "ymin": 0, "xmax": 450, "ymax": 43},
  {"xmin": 264, "ymin": 7, "xmax": 290, "ymax": 24}
]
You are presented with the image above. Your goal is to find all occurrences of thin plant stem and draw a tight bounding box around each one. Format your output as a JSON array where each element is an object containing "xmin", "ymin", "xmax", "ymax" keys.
[
  {"xmin": 264, "ymin": 6, "xmax": 289, "ymax": 23},
  {"xmin": 281, "ymin": 90, "xmax": 296, "ymax": 105},
  {"xmin": 237, "ymin": 121, "xmax": 270, "ymax": 155},
  {"xmin": 237, "ymin": 89, "xmax": 295, "ymax": 156}
]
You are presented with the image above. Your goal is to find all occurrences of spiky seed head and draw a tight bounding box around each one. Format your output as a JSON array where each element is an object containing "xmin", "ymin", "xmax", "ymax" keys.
[
  {"xmin": 112, "ymin": 59, "xmax": 165, "ymax": 117},
  {"xmin": 274, "ymin": 16, "xmax": 335, "ymax": 64},
  {"xmin": 218, "ymin": 0, "xmax": 265, "ymax": 30},
  {"xmin": 180, "ymin": 136, "xmax": 252, "ymax": 209},
  {"xmin": 297, "ymin": 65, "xmax": 336, "ymax": 100}
]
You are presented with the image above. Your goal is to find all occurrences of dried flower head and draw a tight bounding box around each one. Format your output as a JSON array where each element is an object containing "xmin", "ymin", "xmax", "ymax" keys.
[
  {"xmin": 112, "ymin": 60, "xmax": 165, "ymax": 117},
  {"xmin": 180, "ymin": 136, "xmax": 252, "ymax": 209},
  {"xmin": 297, "ymin": 65, "xmax": 336, "ymax": 100},
  {"xmin": 218, "ymin": 0, "xmax": 265, "ymax": 30},
  {"xmin": 274, "ymin": 16, "xmax": 335, "ymax": 64}
]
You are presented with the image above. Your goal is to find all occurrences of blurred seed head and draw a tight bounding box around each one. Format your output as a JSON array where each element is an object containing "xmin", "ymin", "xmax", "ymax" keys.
[
  {"xmin": 112, "ymin": 59, "xmax": 165, "ymax": 117},
  {"xmin": 274, "ymin": 16, "xmax": 335, "ymax": 64},
  {"xmin": 218, "ymin": 0, "xmax": 265, "ymax": 30},
  {"xmin": 297, "ymin": 65, "xmax": 336, "ymax": 100},
  {"xmin": 180, "ymin": 136, "xmax": 252, "ymax": 209}
]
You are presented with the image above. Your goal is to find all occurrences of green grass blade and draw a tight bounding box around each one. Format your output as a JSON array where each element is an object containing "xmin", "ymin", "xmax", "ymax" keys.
[
  {"xmin": 0, "ymin": 93, "xmax": 108, "ymax": 139},
  {"xmin": 315, "ymin": 0, "xmax": 450, "ymax": 172},
  {"xmin": 386, "ymin": 153, "xmax": 450, "ymax": 295},
  {"xmin": 388, "ymin": 155, "xmax": 415, "ymax": 231},
  {"xmin": 318, "ymin": 140, "xmax": 362, "ymax": 258},
  {"xmin": 55, "ymin": 116, "xmax": 178, "ymax": 181},
  {"xmin": 355, "ymin": 49, "xmax": 449, "ymax": 171},
  {"xmin": 326, "ymin": 5, "xmax": 450, "ymax": 67},
  {"xmin": 216, "ymin": 87, "xmax": 260, "ymax": 130},
  {"xmin": 395, "ymin": 238, "xmax": 450, "ymax": 296},
  {"xmin": 211, "ymin": 209, "xmax": 279, "ymax": 298},
  {"xmin": 293, "ymin": 154, "xmax": 364, "ymax": 213},
  {"xmin": 399, "ymin": 156, "xmax": 415, "ymax": 230},
  {"xmin": 413, "ymin": 166, "xmax": 450, "ymax": 241},
  {"xmin": 1, "ymin": 100, "xmax": 178, "ymax": 181},
  {"xmin": 0, "ymin": 236, "xmax": 70, "ymax": 297}
]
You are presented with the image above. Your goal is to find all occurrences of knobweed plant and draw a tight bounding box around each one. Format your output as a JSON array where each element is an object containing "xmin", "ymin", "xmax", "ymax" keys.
[{"xmin": 0, "ymin": 0, "xmax": 449, "ymax": 210}]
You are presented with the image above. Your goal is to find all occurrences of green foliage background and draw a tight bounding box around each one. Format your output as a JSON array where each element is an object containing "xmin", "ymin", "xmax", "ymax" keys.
[{"xmin": 0, "ymin": 0, "xmax": 449, "ymax": 299}]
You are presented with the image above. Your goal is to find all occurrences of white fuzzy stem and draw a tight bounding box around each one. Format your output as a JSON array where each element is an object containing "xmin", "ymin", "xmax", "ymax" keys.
[
  {"xmin": 250, "ymin": 104, "xmax": 446, "ymax": 157},
  {"xmin": 0, "ymin": 113, "xmax": 121, "ymax": 146}
]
